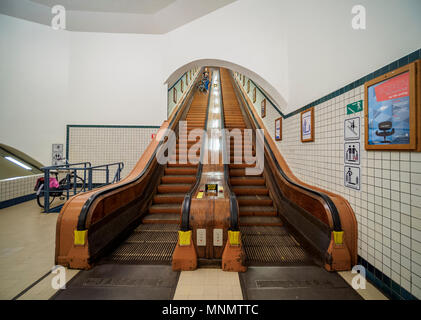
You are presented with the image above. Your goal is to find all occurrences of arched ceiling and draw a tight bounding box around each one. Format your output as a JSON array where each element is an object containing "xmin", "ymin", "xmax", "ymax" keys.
[
  {"xmin": 0, "ymin": 0, "xmax": 237, "ymax": 34},
  {"xmin": 166, "ymin": 59, "xmax": 287, "ymax": 112}
]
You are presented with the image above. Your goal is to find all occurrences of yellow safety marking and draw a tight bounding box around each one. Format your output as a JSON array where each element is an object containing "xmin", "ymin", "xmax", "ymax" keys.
[
  {"xmin": 179, "ymin": 230, "xmax": 192, "ymax": 246},
  {"xmin": 228, "ymin": 230, "xmax": 240, "ymax": 246},
  {"xmin": 197, "ymin": 192, "xmax": 204, "ymax": 199},
  {"xmin": 333, "ymin": 231, "xmax": 344, "ymax": 245},
  {"xmin": 74, "ymin": 230, "xmax": 87, "ymax": 246}
]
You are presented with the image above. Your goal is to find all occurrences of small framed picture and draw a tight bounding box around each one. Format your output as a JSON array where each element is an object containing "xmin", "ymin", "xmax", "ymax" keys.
[
  {"xmin": 247, "ymin": 80, "xmax": 250, "ymax": 93},
  {"xmin": 253, "ymin": 87, "xmax": 257, "ymax": 103},
  {"xmin": 181, "ymin": 79, "xmax": 184, "ymax": 93},
  {"xmin": 364, "ymin": 60, "xmax": 420, "ymax": 151},
  {"xmin": 173, "ymin": 87, "xmax": 177, "ymax": 103},
  {"xmin": 261, "ymin": 99, "xmax": 266, "ymax": 118},
  {"xmin": 275, "ymin": 117, "xmax": 282, "ymax": 141},
  {"xmin": 301, "ymin": 107, "xmax": 314, "ymax": 142}
]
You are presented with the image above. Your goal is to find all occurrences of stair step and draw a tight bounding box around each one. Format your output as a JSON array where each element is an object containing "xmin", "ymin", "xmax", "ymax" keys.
[
  {"xmin": 229, "ymin": 163, "xmax": 257, "ymax": 169},
  {"xmin": 239, "ymin": 206, "xmax": 277, "ymax": 216},
  {"xmin": 230, "ymin": 177, "xmax": 265, "ymax": 186},
  {"xmin": 158, "ymin": 184, "xmax": 192, "ymax": 193},
  {"xmin": 239, "ymin": 216, "xmax": 283, "ymax": 226},
  {"xmin": 165, "ymin": 167, "xmax": 197, "ymax": 175},
  {"xmin": 237, "ymin": 195, "xmax": 273, "ymax": 206},
  {"xmin": 161, "ymin": 175, "xmax": 196, "ymax": 184},
  {"xmin": 149, "ymin": 203, "xmax": 181, "ymax": 214},
  {"xmin": 232, "ymin": 185, "xmax": 268, "ymax": 195},
  {"xmin": 230, "ymin": 169, "xmax": 262, "ymax": 177},
  {"xmin": 142, "ymin": 213, "xmax": 179, "ymax": 224},
  {"xmin": 153, "ymin": 193, "xmax": 186, "ymax": 204},
  {"xmin": 167, "ymin": 163, "xmax": 198, "ymax": 168}
]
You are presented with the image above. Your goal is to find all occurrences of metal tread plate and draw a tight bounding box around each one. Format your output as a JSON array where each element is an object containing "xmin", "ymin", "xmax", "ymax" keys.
[
  {"xmin": 240, "ymin": 226, "xmax": 313, "ymax": 266},
  {"xmin": 101, "ymin": 224, "xmax": 178, "ymax": 265}
]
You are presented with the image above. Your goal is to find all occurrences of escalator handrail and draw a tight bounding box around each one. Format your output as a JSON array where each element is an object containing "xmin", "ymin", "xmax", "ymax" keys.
[
  {"xmin": 76, "ymin": 70, "xmax": 203, "ymax": 231},
  {"xmin": 218, "ymin": 68, "xmax": 240, "ymax": 231},
  {"xmin": 180, "ymin": 72, "xmax": 212, "ymax": 231},
  {"xmin": 231, "ymin": 71, "xmax": 342, "ymax": 232}
]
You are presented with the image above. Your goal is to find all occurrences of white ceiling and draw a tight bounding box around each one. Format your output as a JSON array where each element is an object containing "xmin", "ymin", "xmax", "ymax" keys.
[
  {"xmin": 29, "ymin": 0, "xmax": 176, "ymax": 14},
  {"xmin": 0, "ymin": 0, "xmax": 237, "ymax": 34}
]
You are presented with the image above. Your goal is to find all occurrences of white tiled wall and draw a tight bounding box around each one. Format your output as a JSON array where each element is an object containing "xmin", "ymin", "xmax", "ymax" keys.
[
  {"xmin": 234, "ymin": 73, "xmax": 421, "ymax": 299},
  {"xmin": 68, "ymin": 126, "xmax": 159, "ymax": 181},
  {"xmin": 0, "ymin": 174, "xmax": 43, "ymax": 202}
]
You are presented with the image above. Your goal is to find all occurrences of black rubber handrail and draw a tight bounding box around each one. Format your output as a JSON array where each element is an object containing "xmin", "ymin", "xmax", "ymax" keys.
[
  {"xmin": 76, "ymin": 69, "xmax": 203, "ymax": 231},
  {"xmin": 231, "ymin": 71, "xmax": 342, "ymax": 232},
  {"xmin": 218, "ymin": 68, "xmax": 240, "ymax": 231},
  {"xmin": 180, "ymin": 72, "xmax": 212, "ymax": 231}
]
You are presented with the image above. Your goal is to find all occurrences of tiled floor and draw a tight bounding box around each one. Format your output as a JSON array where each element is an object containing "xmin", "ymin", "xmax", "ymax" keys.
[
  {"xmin": 173, "ymin": 268, "xmax": 243, "ymax": 300},
  {"xmin": 0, "ymin": 199, "xmax": 388, "ymax": 300},
  {"xmin": 0, "ymin": 199, "xmax": 78, "ymax": 300},
  {"xmin": 339, "ymin": 271, "xmax": 388, "ymax": 300}
]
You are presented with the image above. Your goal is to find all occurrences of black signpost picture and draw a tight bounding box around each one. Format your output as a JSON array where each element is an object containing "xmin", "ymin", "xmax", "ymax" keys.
[{"xmin": 344, "ymin": 142, "xmax": 360, "ymax": 165}]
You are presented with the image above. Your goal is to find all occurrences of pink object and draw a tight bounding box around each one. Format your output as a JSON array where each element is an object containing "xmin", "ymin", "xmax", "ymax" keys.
[{"xmin": 49, "ymin": 178, "xmax": 59, "ymax": 189}]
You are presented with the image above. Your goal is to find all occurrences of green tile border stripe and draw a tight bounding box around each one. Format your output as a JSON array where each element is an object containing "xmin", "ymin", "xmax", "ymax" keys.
[
  {"xmin": 66, "ymin": 124, "xmax": 160, "ymax": 160},
  {"xmin": 243, "ymin": 48, "xmax": 421, "ymax": 119},
  {"xmin": 358, "ymin": 256, "xmax": 419, "ymax": 300}
]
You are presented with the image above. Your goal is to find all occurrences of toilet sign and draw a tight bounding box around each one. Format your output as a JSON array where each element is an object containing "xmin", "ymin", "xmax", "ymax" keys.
[
  {"xmin": 344, "ymin": 142, "xmax": 360, "ymax": 165},
  {"xmin": 344, "ymin": 166, "xmax": 360, "ymax": 190},
  {"xmin": 344, "ymin": 117, "xmax": 360, "ymax": 140}
]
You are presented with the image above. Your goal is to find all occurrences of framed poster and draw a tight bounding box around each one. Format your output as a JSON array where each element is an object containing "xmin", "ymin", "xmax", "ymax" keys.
[
  {"xmin": 180, "ymin": 79, "xmax": 184, "ymax": 93},
  {"xmin": 253, "ymin": 87, "xmax": 257, "ymax": 103},
  {"xmin": 275, "ymin": 117, "xmax": 282, "ymax": 141},
  {"xmin": 301, "ymin": 107, "xmax": 314, "ymax": 142},
  {"xmin": 173, "ymin": 87, "xmax": 177, "ymax": 103},
  {"xmin": 364, "ymin": 60, "xmax": 420, "ymax": 151},
  {"xmin": 261, "ymin": 99, "xmax": 266, "ymax": 118},
  {"xmin": 247, "ymin": 80, "xmax": 250, "ymax": 93}
]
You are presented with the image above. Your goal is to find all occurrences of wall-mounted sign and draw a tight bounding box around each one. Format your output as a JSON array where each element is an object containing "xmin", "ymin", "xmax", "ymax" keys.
[
  {"xmin": 364, "ymin": 60, "xmax": 420, "ymax": 151},
  {"xmin": 301, "ymin": 107, "xmax": 314, "ymax": 142},
  {"xmin": 344, "ymin": 117, "xmax": 360, "ymax": 140},
  {"xmin": 197, "ymin": 229, "xmax": 206, "ymax": 246},
  {"xmin": 261, "ymin": 99, "xmax": 266, "ymax": 118},
  {"xmin": 52, "ymin": 144, "xmax": 64, "ymax": 166},
  {"xmin": 344, "ymin": 142, "xmax": 360, "ymax": 165},
  {"xmin": 213, "ymin": 229, "xmax": 223, "ymax": 246},
  {"xmin": 275, "ymin": 117, "xmax": 282, "ymax": 141},
  {"xmin": 344, "ymin": 166, "xmax": 360, "ymax": 190},
  {"xmin": 347, "ymin": 100, "xmax": 363, "ymax": 114}
]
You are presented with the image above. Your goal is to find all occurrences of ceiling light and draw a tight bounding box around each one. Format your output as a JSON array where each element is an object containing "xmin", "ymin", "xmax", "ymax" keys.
[{"xmin": 4, "ymin": 156, "xmax": 32, "ymax": 170}]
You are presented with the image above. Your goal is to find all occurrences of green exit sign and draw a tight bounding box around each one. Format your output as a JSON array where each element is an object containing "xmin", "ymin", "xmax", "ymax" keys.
[{"xmin": 347, "ymin": 100, "xmax": 363, "ymax": 114}]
